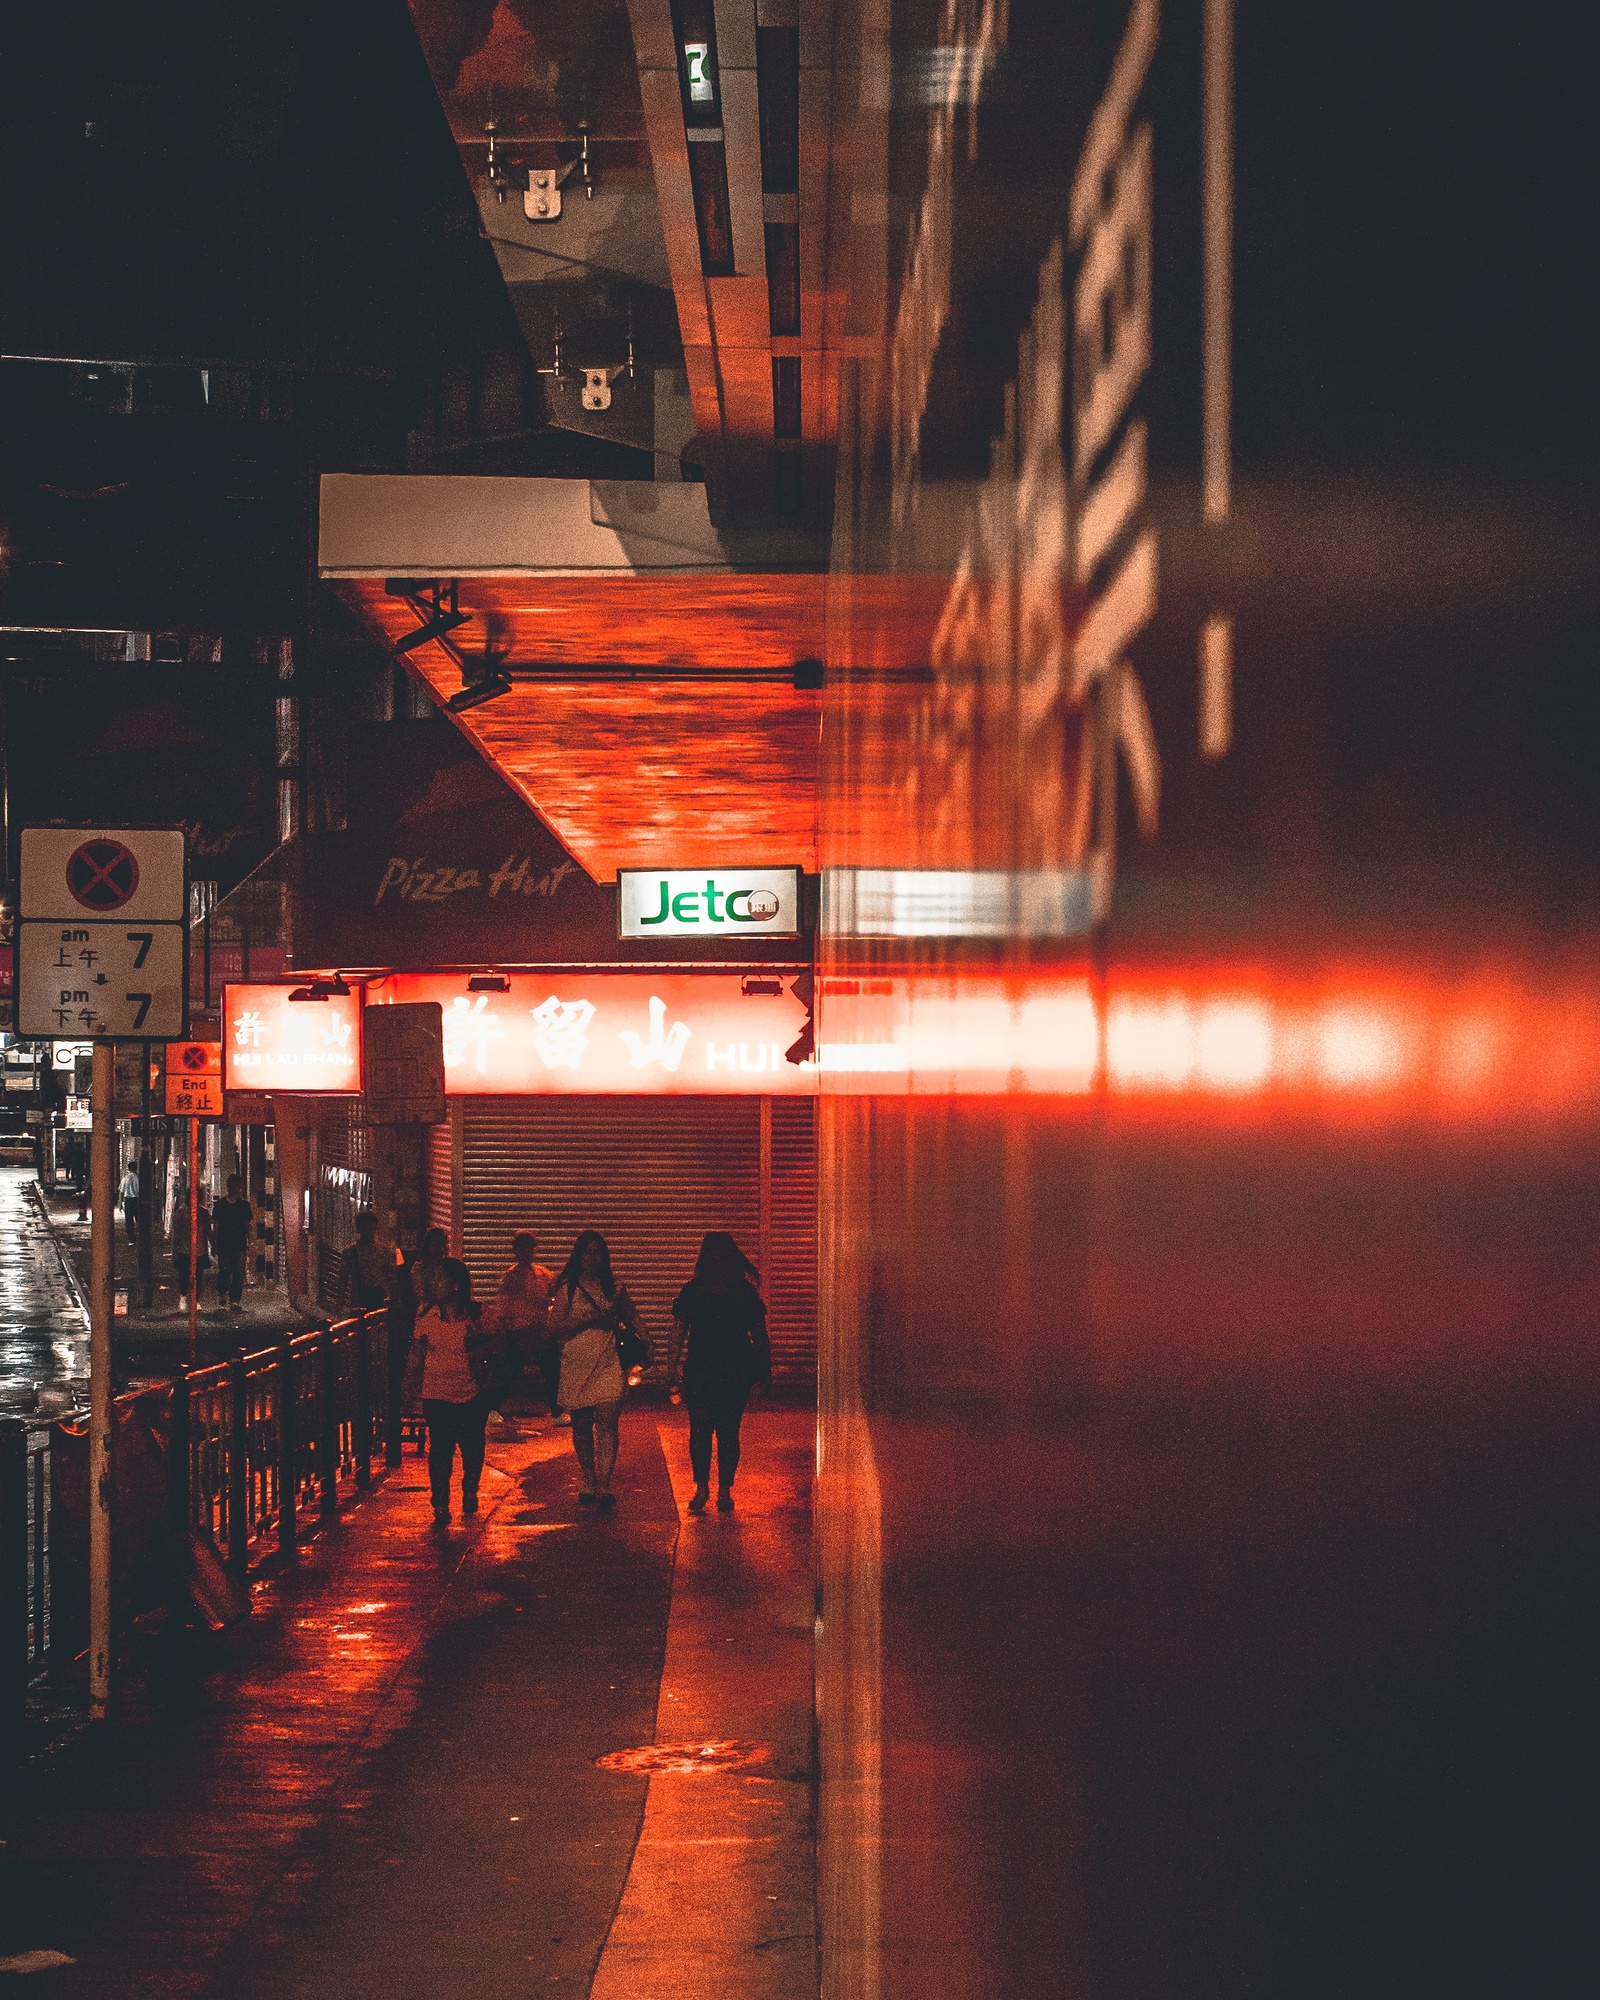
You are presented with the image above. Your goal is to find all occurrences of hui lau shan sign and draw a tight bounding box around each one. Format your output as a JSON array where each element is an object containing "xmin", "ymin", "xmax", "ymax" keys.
[
  {"xmin": 617, "ymin": 868, "xmax": 800, "ymax": 939},
  {"xmin": 376, "ymin": 973, "xmax": 815, "ymax": 1095},
  {"xmin": 221, "ymin": 976, "xmax": 815, "ymax": 1095},
  {"xmin": 222, "ymin": 986, "xmax": 364, "ymax": 1093}
]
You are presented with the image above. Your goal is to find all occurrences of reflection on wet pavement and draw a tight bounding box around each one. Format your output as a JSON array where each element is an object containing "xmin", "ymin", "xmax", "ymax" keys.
[
  {"xmin": 0, "ymin": 1414, "xmax": 679, "ymax": 1998},
  {"xmin": 595, "ymin": 1738, "xmax": 773, "ymax": 1774},
  {"xmin": 0, "ymin": 1167, "xmax": 89, "ymax": 1416}
]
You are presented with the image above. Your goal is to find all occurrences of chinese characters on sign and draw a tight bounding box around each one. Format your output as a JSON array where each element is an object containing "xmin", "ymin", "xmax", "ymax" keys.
[
  {"xmin": 222, "ymin": 986, "xmax": 363, "ymax": 1093},
  {"xmin": 164, "ymin": 1041, "xmax": 224, "ymax": 1117},
  {"xmin": 375, "ymin": 974, "xmax": 813, "ymax": 1095},
  {"xmin": 15, "ymin": 826, "xmax": 188, "ymax": 1039}
]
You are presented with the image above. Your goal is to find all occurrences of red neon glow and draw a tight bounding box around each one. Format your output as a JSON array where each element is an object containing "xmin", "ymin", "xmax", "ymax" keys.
[
  {"xmin": 223, "ymin": 986, "xmax": 363, "ymax": 1094},
  {"xmin": 374, "ymin": 973, "xmax": 815, "ymax": 1096},
  {"xmin": 1194, "ymin": 1000, "xmax": 1273, "ymax": 1090},
  {"xmin": 816, "ymin": 969, "xmax": 1600, "ymax": 1119},
  {"xmin": 1313, "ymin": 1006, "xmax": 1406, "ymax": 1088},
  {"xmin": 1106, "ymin": 998, "xmax": 1193, "ymax": 1088}
]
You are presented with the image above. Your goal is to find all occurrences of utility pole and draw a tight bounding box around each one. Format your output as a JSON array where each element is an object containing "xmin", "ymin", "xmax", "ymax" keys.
[
  {"xmin": 188, "ymin": 1115, "xmax": 200, "ymax": 1362},
  {"xmin": 16, "ymin": 825, "xmax": 189, "ymax": 1728},
  {"xmin": 139, "ymin": 1041, "xmax": 154, "ymax": 1308},
  {"xmin": 89, "ymin": 1039, "xmax": 114, "ymax": 1721}
]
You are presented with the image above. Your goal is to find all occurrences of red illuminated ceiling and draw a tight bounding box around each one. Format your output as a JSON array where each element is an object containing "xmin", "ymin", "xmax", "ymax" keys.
[{"xmin": 338, "ymin": 574, "xmax": 825, "ymax": 881}]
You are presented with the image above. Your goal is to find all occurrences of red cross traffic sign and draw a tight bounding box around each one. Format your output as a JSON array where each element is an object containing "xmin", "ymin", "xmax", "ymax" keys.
[
  {"xmin": 66, "ymin": 839, "xmax": 142, "ymax": 912},
  {"xmin": 15, "ymin": 827, "xmax": 188, "ymax": 1039},
  {"xmin": 19, "ymin": 826, "xmax": 185, "ymax": 926}
]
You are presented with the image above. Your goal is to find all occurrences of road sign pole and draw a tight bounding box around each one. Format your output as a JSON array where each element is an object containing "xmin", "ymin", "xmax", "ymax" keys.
[
  {"xmin": 188, "ymin": 1115, "xmax": 199, "ymax": 1363},
  {"xmin": 138, "ymin": 1042, "xmax": 154, "ymax": 1308},
  {"xmin": 89, "ymin": 1040, "xmax": 114, "ymax": 1721}
]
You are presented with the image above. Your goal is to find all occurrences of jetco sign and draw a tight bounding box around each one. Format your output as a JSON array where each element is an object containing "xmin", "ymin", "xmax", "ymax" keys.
[{"xmin": 617, "ymin": 867, "xmax": 800, "ymax": 939}]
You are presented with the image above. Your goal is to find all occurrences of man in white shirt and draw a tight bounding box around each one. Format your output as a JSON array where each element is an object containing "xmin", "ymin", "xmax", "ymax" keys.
[
  {"xmin": 495, "ymin": 1231, "xmax": 558, "ymax": 1419},
  {"xmin": 118, "ymin": 1163, "xmax": 140, "ymax": 1245}
]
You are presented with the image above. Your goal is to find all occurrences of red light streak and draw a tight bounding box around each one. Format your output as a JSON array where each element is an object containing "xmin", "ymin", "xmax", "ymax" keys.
[{"xmin": 817, "ymin": 969, "xmax": 1600, "ymax": 1119}]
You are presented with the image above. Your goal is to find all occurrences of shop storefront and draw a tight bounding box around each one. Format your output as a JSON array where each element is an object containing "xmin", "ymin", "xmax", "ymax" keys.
[
  {"xmin": 390, "ymin": 968, "xmax": 817, "ymax": 1376},
  {"xmin": 431, "ymin": 1095, "xmax": 815, "ymax": 1377},
  {"xmin": 225, "ymin": 966, "xmax": 819, "ymax": 1373}
]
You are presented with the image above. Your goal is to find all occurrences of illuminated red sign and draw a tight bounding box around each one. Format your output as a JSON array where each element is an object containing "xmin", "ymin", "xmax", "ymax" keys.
[
  {"xmin": 374, "ymin": 973, "xmax": 814, "ymax": 1096},
  {"xmin": 222, "ymin": 985, "xmax": 364, "ymax": 1093}
]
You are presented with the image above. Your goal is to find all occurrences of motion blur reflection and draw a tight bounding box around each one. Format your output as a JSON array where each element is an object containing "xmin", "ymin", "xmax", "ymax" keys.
[{"xmin": 811, "ymin": 0, "xmax": 1599, "ymax": 1994}]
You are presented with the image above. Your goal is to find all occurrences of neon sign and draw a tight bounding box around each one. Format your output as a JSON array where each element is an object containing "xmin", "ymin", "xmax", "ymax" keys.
[
  {"xmin": 222, "ymin": 985, "xmax": 364, "ymax": 1093},
  {"xmin": 374, "ymin": 973, "xmax": 815, "ymax": 1095}
]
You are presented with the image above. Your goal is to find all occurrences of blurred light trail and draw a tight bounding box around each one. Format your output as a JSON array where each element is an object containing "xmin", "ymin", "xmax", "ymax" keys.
[{"xmin": 817, "ymin": 969, "xmax": 1600, "ymax": 1118}]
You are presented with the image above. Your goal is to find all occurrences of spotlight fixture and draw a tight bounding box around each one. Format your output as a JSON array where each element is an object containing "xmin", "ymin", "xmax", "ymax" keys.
[
  {"xmin": 467, "ymin": 974, "xmax": 510, "ymax": 993},
  {"xmin": 784, "ymin": 966, "xmax": 816, "ymax": 1064},
  {"xmin": 447, "ymin": 673, "xmax": 513, "ymax": 713},
  {"xmin": 288, "ymin": 975, "xmax": 351, "ymax": 1002},
  {"xmin": 395, "ymin": 609, "xmax": 470, "ymax": 655},
  {"xmin": 741, "ymin": 976, "xmax": 784, "ymax": 996}
]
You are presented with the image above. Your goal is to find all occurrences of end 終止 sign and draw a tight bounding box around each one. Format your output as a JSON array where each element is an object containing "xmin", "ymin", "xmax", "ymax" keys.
[
  {"xmin": 222, "ymin": 985, "xmax": 363, "ymax": 1093},
  {"xmin": 164, "ymin": 1041, "xmax": 223, "ymax": 1117},
  {"xmin": 617, "ymin": 867, "xmax": 800, "ymax": 939}
]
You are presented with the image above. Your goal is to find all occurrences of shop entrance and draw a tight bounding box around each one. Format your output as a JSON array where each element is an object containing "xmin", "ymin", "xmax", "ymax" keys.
[{"xmin": 429, "ymin": 1095, "xmax": 817, "ymax": 1378}]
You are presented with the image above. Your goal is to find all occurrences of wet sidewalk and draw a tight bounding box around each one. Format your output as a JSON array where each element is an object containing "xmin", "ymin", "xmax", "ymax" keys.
[
  {"xmin": 0, "ymin": 1167, "xmax": 89, "ymax": 1417},
  {"xmin": 35, "ymin": 1178, "xmax": 318, "ymax": 1374},
  {"xmin": 0, "ymin": 1399, "xmax": 816, "ymax": 1998}
]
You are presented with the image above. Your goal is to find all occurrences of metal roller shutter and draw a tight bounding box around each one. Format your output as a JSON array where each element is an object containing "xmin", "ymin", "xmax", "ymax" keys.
[
  {"xmin": 455, "ymin": 1096, "xmax": 816, "ymax": 1379},
  {"xmin": 768, "ymin": 1098, "xmax": 817, "ymax": 1377},
  {"xmin": 426, "ymin": 1119, "xmax": 455, "ymax": 1249},
  {"xmin": 314, "ymin": 1100, "xmax": 372, "ymax": 1306}
]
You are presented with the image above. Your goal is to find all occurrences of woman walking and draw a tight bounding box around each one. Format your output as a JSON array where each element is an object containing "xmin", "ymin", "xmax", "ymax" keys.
[
  {"xmin": 669, "ymin": 1232, "xmax": 772, "ymax": 1514},
  {"xmin": 550, "ymin": 1230, "xmax": 638, "ymax": 1511},
  {"xmin": 412, "ymin": 1258, "xmax": 492, "ymax": 1525}
]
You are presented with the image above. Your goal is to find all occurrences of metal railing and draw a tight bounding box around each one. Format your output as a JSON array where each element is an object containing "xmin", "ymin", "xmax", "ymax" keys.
[
  {"xmin": 0, "ymin": 1418, "xmax": 56, "ymax": 1725},
  {"xmin": 173, "ymin": 1309, "xmax": 388, "ymax": 1568},
  {"xmin": 3, "ymin": 1308, "xmax": 393, "ymax": 1747}
]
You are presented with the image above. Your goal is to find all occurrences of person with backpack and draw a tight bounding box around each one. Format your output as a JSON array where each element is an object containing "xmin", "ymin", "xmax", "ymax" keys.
[
  {"xmin": 337, "ymin": 1209, "xmax": 392, "ymax": 1313},
  {"xmin": 411, "ymin": 1258, "xmax": 494, "ymax": 1525},
  {"xmin": 669, "ymin": 1232, "xmax": 772, "ymax": 1514},
  {"xmin": 212, "ymin": 1175, "xmax": 254, "ymax": 1312},
  {"xmin": 549, "ymin": 1230, "xmax": 643, "ymax": 1511},
  {"xmin": 170, "ymin": 1185, "xmax": 211, "ymax": 1303}
]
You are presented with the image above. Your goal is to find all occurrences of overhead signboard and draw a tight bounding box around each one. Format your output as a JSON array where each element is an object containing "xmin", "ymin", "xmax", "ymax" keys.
[
  {"xmin": 222, "ymin": 985, "xmax": 363, "ymax": 1094},
  {"xmin": 113, "ymin": 1043, "xmax": 162, "ymax": 1114},
  {"xmin": 617, "ymin": 867, "xmax": 801, "ymax": 939},
  {"xmin": 374, "ymin": 972, "xmax": 815, "ymax": 1095},
  {"xmin": 164, "ymin": 1041, "xmax": 224, "ymax": 1118},
  {"xmin": 363, "ymin": 1001, "xmax": 447, "ymax": 1124},
  {"xmin": 15, "ymin": 826, "xmax": 187, "ymax": 1039}
]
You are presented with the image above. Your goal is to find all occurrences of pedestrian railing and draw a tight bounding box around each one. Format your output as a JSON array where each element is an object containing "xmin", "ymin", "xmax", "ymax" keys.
[
  {"xmin": 0, "ymin": 1418, "xmax": 57, "ymax": 1721},
  {"xmin": 3, "ymin": 1308, "xmax": 395, "ymax": 1748},
  {"xmin": 173, "ymin": 1309, "xmax": 389, "ymax": 1568}
]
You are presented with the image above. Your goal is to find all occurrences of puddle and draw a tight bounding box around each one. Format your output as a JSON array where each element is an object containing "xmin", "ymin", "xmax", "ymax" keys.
[{"xmin": 595, "ymin": 1739, "xmax": 772, "ymax": 1775}]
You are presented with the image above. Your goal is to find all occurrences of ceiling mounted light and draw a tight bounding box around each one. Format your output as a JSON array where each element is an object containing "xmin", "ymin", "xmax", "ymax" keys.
[
  {"xmin": 467, "ymin": 974, "xmax": 510, "ymax": 993},
  {"xmin": 740, "ymin": 976, "xmax": 784, "ymax": 996},
  {"xmin": 447, "ymin": 673, "xmax": 513, "ymax": 713}
]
